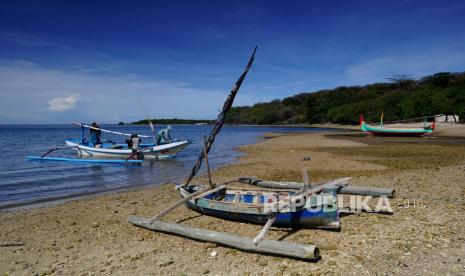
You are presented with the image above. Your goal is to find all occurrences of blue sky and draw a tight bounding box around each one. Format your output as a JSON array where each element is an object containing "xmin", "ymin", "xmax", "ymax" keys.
[{"xmin": 1, "ymin": 0, "xmax": 464, "ymax": 124}]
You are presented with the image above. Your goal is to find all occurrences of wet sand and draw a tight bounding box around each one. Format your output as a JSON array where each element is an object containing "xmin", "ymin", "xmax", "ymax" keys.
[{"xmin": 1, "ymin": 127, "xmax": 465, "ymax": 275}]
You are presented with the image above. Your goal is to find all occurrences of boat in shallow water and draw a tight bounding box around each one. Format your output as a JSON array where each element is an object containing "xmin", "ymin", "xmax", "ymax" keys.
[
  {"xmin": 28, "ymin": 123, "xmax": 193, "ymax": 163},
  {"xmin": 67, "ymin": 123, "xmax": 192, "ymax": 160},
  {"xmin": 65, "ymin": 138, "xmax": 190, "ymax": 160}
]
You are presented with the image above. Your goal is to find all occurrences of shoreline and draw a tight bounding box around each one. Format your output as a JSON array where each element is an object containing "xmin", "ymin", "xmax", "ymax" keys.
[
  {"xmin": 0, "ymin": 180, "xmax": 176, "ymax": 212},
  {"xmin": 1, "ymin": 125, "xmax": 337, "ymax": 212},
  {"xmin": 1, "ymin": 129, "xmax": 465, "ymax": 274}
]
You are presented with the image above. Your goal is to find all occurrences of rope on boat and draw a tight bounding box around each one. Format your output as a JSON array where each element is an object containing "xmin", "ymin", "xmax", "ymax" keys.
[{"xmin": 183, "ymin": 47, "xmax": 257, "ymax": 186}]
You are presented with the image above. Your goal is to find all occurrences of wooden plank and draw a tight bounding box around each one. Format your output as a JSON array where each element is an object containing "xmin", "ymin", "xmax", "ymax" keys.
[{"xmin": 128, "ymin": 216, "xmax": 320, "ymax": 261}]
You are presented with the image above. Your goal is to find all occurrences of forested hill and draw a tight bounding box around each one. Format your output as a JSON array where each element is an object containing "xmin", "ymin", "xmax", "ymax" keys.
[{"xmin": 226, "ymin": 72, "xmax": 465, "ymax": 125}]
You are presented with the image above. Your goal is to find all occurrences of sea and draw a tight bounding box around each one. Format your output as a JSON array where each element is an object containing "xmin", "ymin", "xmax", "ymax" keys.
[{"xmin": 0, "ymin": 124, "xmax": 331, "ymax": 210}]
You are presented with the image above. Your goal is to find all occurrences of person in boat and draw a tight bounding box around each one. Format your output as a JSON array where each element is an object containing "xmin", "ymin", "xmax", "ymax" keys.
[
  {"xmin": 89, "ymin": 122, "xmax": 102, "ymax": 147},
  {"xmin": 157, "ymin": 125, "xmax": 173, "ymax": 144}
]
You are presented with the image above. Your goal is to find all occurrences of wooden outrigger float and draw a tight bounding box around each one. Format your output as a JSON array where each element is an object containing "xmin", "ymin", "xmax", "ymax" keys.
[{"xmin": 129, "ymin": 47, "xmax": 395, "ymax": 260}]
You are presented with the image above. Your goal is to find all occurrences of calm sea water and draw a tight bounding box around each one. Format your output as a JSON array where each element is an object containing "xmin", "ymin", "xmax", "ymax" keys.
[{"xmin": 0, "ymin": 124, "xmax": 330, "ymax": 209}]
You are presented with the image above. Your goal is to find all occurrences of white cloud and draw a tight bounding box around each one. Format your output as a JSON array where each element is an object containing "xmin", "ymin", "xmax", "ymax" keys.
[
  {"xmin": 0, "ymin": 61, "xmax": 258, "ymax": 124},
  {"xmin": 48, "ymin": 94, "xmax": 80, "ymax": 111}
]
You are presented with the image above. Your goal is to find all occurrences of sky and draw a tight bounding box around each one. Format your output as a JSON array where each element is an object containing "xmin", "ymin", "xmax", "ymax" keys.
[{"xmin": 1, "ymin": 0, "xmax": 465, "ymax": 124}]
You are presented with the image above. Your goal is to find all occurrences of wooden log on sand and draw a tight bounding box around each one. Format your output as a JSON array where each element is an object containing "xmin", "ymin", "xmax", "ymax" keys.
[{"xmin": 128, "ymin": 216, "xmax": 320, "ymax": 261}]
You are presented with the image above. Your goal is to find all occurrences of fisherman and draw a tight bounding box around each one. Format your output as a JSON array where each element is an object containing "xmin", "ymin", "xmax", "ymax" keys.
[
  {"xmin": 126, "ymin": 134, "xmax": 142, "ymax": 159},
  {"xmin": 157, "ymin": 125, "xmax": 173, "ymax": 144},
  {"xmin": 89, "ymin": 122, "xmax": 102, "ymax": 147},
  {"xmin": 130, "ymin": 134, "xmax": 141, "ymax": 151}
]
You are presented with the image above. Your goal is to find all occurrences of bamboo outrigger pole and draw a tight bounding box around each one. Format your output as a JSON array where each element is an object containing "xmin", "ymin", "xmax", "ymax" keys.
[{"xmin": 129, "ymin": 216, "xmax": 320, "ymax": 260}]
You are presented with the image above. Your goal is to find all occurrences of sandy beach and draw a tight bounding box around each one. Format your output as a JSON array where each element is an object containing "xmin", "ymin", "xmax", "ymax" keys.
[{"xmin": 1, "ymin": 126, "xmax": 465, "ymax": 275}]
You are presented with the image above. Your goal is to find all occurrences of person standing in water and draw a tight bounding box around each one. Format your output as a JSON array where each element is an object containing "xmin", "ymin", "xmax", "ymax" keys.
[
  {"xmin": 157, "ymin": 125, "xmax": 173, "ymax": 144},
  {"xmin": 126, "ymin": 134, "xmax": 142, "ymax": 159},
  {"xmin": 90, "ymin": 122, "xmax": 102, "ymax": 147},
  {"xmin": 131, "ymin": 134, "xmax": 142, "ymax": 151}
]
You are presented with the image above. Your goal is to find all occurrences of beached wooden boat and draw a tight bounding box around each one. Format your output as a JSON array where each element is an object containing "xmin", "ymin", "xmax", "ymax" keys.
[
  {"xmin": 177, "ymin": 182, "xmax": 342, "ymax": 229},
  {"xmin": 360, "ymin": 115, "xmax": 435, "ymax": 136}
]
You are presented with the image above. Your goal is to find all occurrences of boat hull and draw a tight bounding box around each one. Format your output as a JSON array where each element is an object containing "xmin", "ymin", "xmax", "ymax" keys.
[
  {"xmin": 361, "ymin": 122, "xmax": 433, "ymax": 137},
  {"xmin": 65, "ymin": 139, "xmax": 190, "ymax": 159},
  {"xmin": 179, "ymin": 185, "xmax": 340, "ymax": 229}
]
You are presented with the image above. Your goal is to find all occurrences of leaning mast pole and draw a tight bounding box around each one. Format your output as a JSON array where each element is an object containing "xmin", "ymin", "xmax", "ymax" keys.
[{"xmin": 183, "ymin": 46, "xmax": 257, "ymax": 186}]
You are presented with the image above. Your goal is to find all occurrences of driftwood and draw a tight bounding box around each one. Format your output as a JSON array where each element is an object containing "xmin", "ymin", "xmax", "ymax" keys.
[{"xmin": 129, "ymin": 216, "xmax": 320, "ymax": 261}]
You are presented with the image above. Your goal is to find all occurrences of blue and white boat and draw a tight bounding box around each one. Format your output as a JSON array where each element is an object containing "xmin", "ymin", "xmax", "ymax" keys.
[
  {"xmin": 65, "ymin": 123, "xmax": 192, "ymax": 160},
  {"xmin": 28, "ymin": 123, "xmax": 192, "ymax": 163},
  {"xmin": 64, "ymin": 139, "xmax": 191, "ymax": 160}
]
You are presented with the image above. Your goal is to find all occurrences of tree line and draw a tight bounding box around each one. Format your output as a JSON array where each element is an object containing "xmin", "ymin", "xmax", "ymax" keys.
[{"xmin": 226, "ymin": 71, "xmax": 465, "ymax": 125}]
